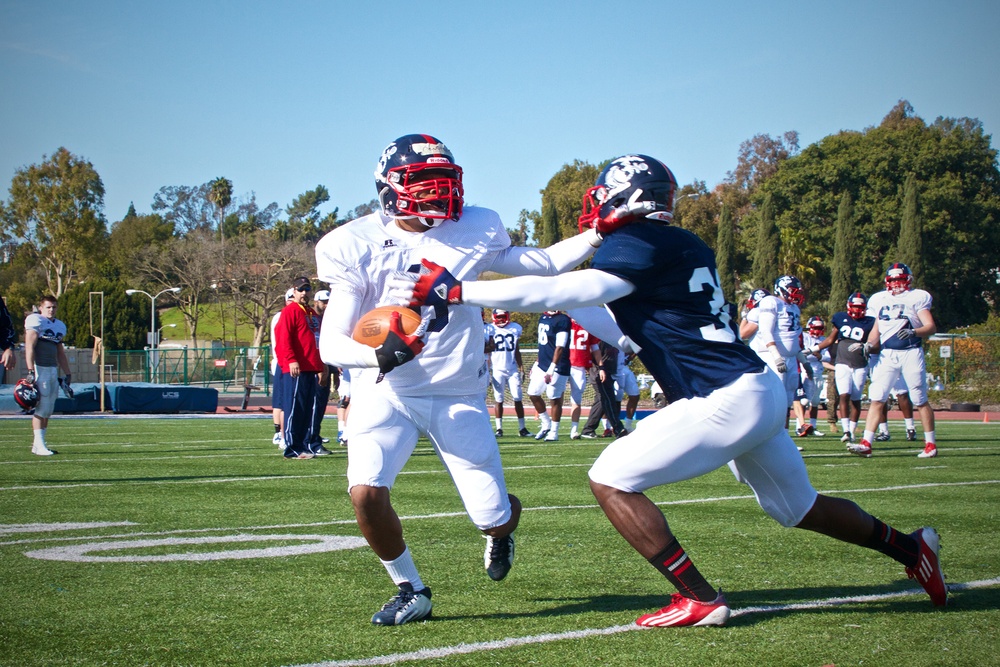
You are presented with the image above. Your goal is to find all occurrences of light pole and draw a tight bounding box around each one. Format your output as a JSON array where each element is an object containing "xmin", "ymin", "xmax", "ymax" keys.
[
  {"xmin": 157, "ymin": 323, "xmax": 178, "ymax": 341},
  {"xmin": 126, "ymin": 287, "xmax": 181, "ymax": 382}
]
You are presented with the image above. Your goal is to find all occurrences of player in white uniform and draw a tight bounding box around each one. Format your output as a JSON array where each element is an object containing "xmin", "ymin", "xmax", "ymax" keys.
[
  {"xmin": 314, "ymin": 134, "xmax": 603, "ymax": 626},
  {"xmin": 756, "ymin": 276, "xmax": 814, "ymax": 429},
  {"xmin": 23, "ymin": 295, "xmax": 71, "ymax": 456},
  {"xmin": 614, "ymin": 349, "xmax": 642, "ymax": 432},
  {"xmin": 797, "ymin": 316, "xmax": 830, "ymax": 437},
  {"xmin": 486, "ymin": 309, "xmax": 530, "ymax": 437},
  {"xmin": 850, "ymin": 262, "xmax": 938, "ymax": 458}
]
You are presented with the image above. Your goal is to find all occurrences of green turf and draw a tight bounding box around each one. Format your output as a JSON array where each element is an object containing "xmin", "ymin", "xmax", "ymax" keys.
[{"xmin": 1, "ymin": 417, "xmax": 998, "ymax": 666}]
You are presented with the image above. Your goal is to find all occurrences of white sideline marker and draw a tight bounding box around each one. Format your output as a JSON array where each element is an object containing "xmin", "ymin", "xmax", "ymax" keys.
[{"xmin": 291, "ymin": 577, "xmax": 1000, "ymax": 667}]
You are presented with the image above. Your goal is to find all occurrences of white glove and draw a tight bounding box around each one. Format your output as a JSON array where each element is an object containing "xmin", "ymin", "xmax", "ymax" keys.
[
  {"xmin": 848, "ymin": 342, "xmax": 871, "ymax": 361},
  {"xmin": 809, "ymin": 344, "xmax": 821, "ymax": 355},
  {"xmin": 769, "ymin": 347, "xmax": 787, "ymax": 374}
]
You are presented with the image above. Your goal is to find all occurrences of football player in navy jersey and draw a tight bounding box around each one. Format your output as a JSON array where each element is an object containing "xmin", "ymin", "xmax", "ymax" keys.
[
  {"xmin": 396, "ymin": 154, "xmax": 947, "ymax": 626},
  {"xmin": 811, "ymin": 292, "xmax": 877, "ymax": 444},
  {"xmin": 528, "ymin": 310, "xmax": 572, "ymax": 440}
]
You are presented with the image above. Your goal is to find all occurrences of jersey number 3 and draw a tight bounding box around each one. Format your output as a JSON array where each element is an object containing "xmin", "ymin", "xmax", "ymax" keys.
[{"xmin": 689, "ymin": 267, "xmax": 736, "ymax": 343}]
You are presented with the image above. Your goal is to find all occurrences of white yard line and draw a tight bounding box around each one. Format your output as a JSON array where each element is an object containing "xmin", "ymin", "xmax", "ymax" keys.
[{"xmin": 288, "ymin": 577, "xmax": 1000, "ymax": 667}]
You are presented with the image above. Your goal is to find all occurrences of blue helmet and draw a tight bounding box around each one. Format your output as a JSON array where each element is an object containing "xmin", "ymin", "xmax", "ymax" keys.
[
  {"xmin": 578, "ymin": 154, "xmax": 677, "ymax": 235},
  {"xmin": 374, "ymin": 134, "xmax": 463, "ymax": 227}
]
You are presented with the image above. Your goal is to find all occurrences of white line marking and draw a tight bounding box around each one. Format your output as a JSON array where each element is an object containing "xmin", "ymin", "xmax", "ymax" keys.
[
  {"xmin": 0, "ymin": 521, "xmax": 137, "ymax": 536},
  {"xmin": 4, "ymin": 479, "xmax": 998, "ymax": 546},
  {"xmin": 288, "ymin": 577, "xmax": 1000, "ymax": 667}
]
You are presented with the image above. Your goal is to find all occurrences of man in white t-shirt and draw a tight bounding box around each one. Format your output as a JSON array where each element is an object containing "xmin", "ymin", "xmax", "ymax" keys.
[
  {"xmin": 486, "ymin": 309, "xmax": 530, "ymax": 437},
  {"xmin": 23, "ymin": 295, "xmax": 72, "ymax": 456}
]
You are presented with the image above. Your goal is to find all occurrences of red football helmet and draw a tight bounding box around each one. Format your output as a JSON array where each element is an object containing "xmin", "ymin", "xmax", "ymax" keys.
[
  {"xmin": 885, "ymin": 262, "xmax": 913, "ymax": 295},
  {"xmin": 806, "ymin": 316, "xmax": 825, "ymax": 336},
  {"xmin": 375, "ymin": 134, "xmax": 464, "ymax": 227},
  {"xmin": 847, "ymin": 292, "xmax": 868, "ymax": 319},
  {"xmin": 492, "ymin": 309, "xmax": 510, "ymax": 327}
]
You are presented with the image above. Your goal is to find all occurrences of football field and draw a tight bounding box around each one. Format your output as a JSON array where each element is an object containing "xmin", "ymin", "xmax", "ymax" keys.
[{"xmin": 1, "ymin": 416, "xmax": 999, "ymax": 666}]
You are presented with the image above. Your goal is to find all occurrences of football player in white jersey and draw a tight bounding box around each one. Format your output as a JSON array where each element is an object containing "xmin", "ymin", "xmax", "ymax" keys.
[
  {"xmin": 850, "ymin": 263, "xmax": 938, "ymax": 458},
  {"xmin": 314, "ymin": 134, "xmax": 604, "ymax": 626},
  {"xmin": 397, "ymin": 153, "xmax": 947, "ymax": 626},
  {"xmin": 756, "ymin": 276, "xmax": 814, "ymax": 430},
  {"xmin": 797, "ymin": 316, "xmax": 831, "ymax": 437},
  {"xmin": 23, "ymin": 295, "xmax": 72, "ymax": 456},
  {"xmin": 486, "ymin": 309, "xmax": 530, "ymax": 437}
]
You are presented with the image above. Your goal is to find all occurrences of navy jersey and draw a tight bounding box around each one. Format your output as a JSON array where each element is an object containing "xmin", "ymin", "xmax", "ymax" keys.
[
  {"xmin": 537, "ymin": 311, "xmax": 572, "ymax": 375},
  {"xmin": 831, "ymin": 311, "xmax": 876, "ymax": 368},
  {"xmin": 591, "ymin": 223, "xmax": 764, "ymax": 403}
]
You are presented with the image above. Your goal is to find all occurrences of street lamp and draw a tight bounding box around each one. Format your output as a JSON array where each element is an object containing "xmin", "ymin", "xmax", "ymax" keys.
[
  {"xmin": 157, "ymin": 323, "xmax": 178, "ymax": 341},
  {"xmin": 126, "ymin": 287, "xmax": 182, "ymax": 348}
]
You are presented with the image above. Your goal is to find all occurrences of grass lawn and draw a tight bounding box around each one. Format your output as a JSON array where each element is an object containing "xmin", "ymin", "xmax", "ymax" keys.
[{"xmin": 1, "ymin": 416, "xmax": 998, "ymax": 666}]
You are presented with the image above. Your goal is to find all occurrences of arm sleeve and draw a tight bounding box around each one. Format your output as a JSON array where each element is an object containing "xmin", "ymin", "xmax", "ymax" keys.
[
  {"xmin": 461, "ymin": 268, "xmax": 634, "ymax": 312},
  {"xmin": 487, "ymin": 229, "xmax": 601, "ymax": 277},
  {"xmin": 756, "ymin": 305, "xmax": 778, "ymax": 347},
  {"xmin": 565, "ymin": 306, "xmax": 636, "ymax": 353},
  {"xmin": 318, "ymin": 290, "xmax": 381, "ymax": 369}
]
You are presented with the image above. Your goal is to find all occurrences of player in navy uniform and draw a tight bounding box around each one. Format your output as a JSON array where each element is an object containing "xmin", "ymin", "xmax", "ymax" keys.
[
  {"xmin": 397, "ymin": 154, "xmax": 947, "ymax": 626},
  {"xmin": 811, "ymin": 292, "xmax": 876, "ymax": 444},
  {"xmin": 527, "ymin": 310, "xmax": 572, "ymax": 440}
]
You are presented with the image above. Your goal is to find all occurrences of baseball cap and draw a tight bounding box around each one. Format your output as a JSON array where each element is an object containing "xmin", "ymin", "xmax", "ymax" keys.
[
  {"xmin": 291, "ymin": 276, "xmax": 312, "ymax": 291},
  {"xmin": 315, "ymin": 290, "xmax": 330, "ymax": 302},
  {"xmin": 285, "ymin": 288, "xmax": 295, "ymax": 301}
]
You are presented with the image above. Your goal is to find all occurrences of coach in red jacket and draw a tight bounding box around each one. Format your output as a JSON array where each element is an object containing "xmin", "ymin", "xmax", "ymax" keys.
[{"xmin": 275, "ymin": 276, "xmax": 325, "ymax": 459}]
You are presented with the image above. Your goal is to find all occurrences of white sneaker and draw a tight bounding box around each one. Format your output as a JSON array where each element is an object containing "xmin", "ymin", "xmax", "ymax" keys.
[
  {"xmin": 841, "ymin": 432, "xmax": 854, "ymax": 443},
  {"xmin": 32, "ymin": 446, "xmax": 56, "ymax": 456},
  {"xmin": 811, "ymin": 429, "xmax": 824, "ymax": 437},
  {"xmin": 545, "ymin": 430, "xmax": 559, "ymax": 441}
]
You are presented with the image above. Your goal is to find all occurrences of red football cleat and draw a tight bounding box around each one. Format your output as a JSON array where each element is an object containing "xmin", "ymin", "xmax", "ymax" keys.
[
  {"xmin": 907, "ymin": 527, "xmax": 947, "ymax": 606},
  {"xmin": 636, "ymin": 592, "xmax": 731, "ymax": 627},
  {"xmin": 847, "ymin": 439, "xmax": 873, "ymax": 458}
]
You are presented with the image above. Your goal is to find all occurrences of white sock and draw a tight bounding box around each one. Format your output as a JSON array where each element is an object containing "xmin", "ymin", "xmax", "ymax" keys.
[
  {"xmin": 841, "ymin": 418, "xmax": 851, "ymax": 433},
  {"xmin": 863, "ymin": 430, "xmax": 876, "ymax": 443},
  {"xmin": 925, "ymin": 430, "xmax": 936, "ymax": 445},
  {"xmin": 550, "ymin": 421, "xmax": 560, "ymax": 436},
  {"xmin": 517, "ymin": 417, "xmax": 526, "ymax": 429},
  {"xmin": 495, "ymin": 417, "xmax": 502, "ymax": 430},
  {"xmin": 878, "ymin": 423, "xmax": 889, "ymax": 435},
  {"xmin": 849, "ymin": 420, "xmax": 857, "ymax": 434},
  {"xmin": 539, "ymin": 413, "xmax": 551, "ymax": 430},
  {"xmin": 33, "ymin": 429, "xmax": 45, "ymax": 447},
  {"xmin": 381, "ymin": 546, "xmax": 424, "ymax": 591},
  {"xmin": 810, "ymin": 418, "xmax": 817, "ymax": 428},
  {"xmin": 570, "ymin": 421, "xmax": 579, "ymax": 435},
  {"xmin": 905, "ymin": 418, "xmax": 916, "ymax": 430}
]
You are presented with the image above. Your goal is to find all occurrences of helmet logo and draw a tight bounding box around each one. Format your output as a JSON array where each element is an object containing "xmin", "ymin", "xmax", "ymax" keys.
[
  {"xmin": 411, "ymin": 142, "xmax": 454, "ymax": 159},
  {"xmin": 377, "ymin": 144, "xmax": 398, "ymax": 180},
  {"xmin": 604, "ymin": 156, "xmax": 650, "ymax": 199}
]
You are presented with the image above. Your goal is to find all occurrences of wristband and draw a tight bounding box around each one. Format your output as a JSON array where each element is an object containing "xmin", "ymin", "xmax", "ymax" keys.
[{"xmin": 546, "ymin": 363, "xmax": 556, "ymax": 375}]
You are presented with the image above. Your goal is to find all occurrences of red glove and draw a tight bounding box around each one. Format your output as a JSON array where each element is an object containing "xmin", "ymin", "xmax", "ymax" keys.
[{"xmin": 410, "ymin": 259, "xmax": 462, "ymax": 308}]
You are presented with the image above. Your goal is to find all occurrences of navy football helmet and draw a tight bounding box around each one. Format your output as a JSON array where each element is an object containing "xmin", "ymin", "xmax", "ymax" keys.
[
  {"xmin": 578, "ymin": 154, "xmax": 677, "ymax": 235},
  {"xmin": 744, "ymin": 288, "xmax": 770, "ymax": 312},
  {"xmin": 773, "ymin": 275, "xmax": 805, "ymax": 306},
  {"xmin": 374, "ymin": 134, "xmax": 463, "ymax": 227},
  {"xmin": 885, "ymin": 262, "xmax": 913, "ymax": 295},
  {"xmin": 847, "ymin": 292, "xmax": 868, "ymax": 319},
  {"xmin": 13, "ymin": 379, "xmax": 40, "ymax": 411}
]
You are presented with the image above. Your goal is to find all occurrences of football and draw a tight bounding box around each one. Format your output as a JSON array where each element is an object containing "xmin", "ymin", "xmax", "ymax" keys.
[{"xmin": 352, "ymin": 306, "xmax": 423, "ymax": 348}]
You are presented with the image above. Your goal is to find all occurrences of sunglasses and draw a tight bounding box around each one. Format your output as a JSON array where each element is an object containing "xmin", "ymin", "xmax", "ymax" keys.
[{"xmin": 295, "ymin": 285, "xmax": 312, "ymax": 292}]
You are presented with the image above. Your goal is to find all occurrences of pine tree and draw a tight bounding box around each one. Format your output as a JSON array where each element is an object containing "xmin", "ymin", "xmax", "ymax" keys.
[
  {"xmin": 715, "ymin": 204, "xmax": 736, "ymax": 303},
  {"xmin": 898, "ymin": 173, "xmax": 924, "ymax": 284},
  {"xmin": 752, "ymin": 193, "xmax": 780, "ymax": 290},
  {"xmin": 540, "ymin": 202, "xmax": 560, "ymax": 248},
  {"xmin": 830, "ymin": 191, "xmax": 857, "ymax": 314}
]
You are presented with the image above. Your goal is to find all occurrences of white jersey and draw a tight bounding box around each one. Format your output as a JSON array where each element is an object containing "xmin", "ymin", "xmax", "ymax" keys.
[
  {"xmin": 487, "ymin": 322, "xmax": 523, "ymax": 374},
  {"xmin": 269, "ymin": 311, "xmax": 282, "ymax": 374},
  {"xmin": 316, "ymin": 207, "xmax": 511, "ymax": 395},
  {"xmin": 756, "ymin": 295, "xmax": 802, "ymax": 357},
  {"xmin": 867, "ymin": 288, "xmax": 932, "ymax": 350},
  {"xmin": 25, "ymin": 313, "xmax": 67, "ymax": 367},
  {"xmin": 801, "ymin": 331, "xmax": 828, "ymax": 377}
]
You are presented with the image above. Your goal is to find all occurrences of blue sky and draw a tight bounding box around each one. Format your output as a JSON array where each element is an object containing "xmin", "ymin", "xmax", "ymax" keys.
[{"xmin": 2, "ymin": 1, "xmax": 998, "ymax": 233}]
